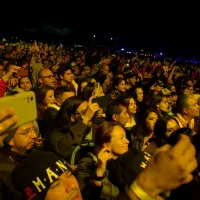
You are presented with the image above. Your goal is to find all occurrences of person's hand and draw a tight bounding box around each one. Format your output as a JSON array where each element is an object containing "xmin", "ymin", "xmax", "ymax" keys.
[
  {"xmin": 0, "ymin": 108, "xmax": 19, "ymax": 144},
  {"xmin": 136, "ymin": 135, "xmax": 197, "ymax": 198},
  {"xmin": 2, "ymin": 66, "xmax": 20, "ymax": 82},
  {"xmin": 8, "ymin": 78, "xmax": 18, "ymax": 87},
  {"xmin": 100, "ymin": 58, "xmax": 111, "ymax": 65},
  {"xmin": 82, "ymin": 97, "xmax": 100, "ymax": 125},
  {"xmin": 96, "ymin": 147, "xmax": 113, "ymax": 175}
]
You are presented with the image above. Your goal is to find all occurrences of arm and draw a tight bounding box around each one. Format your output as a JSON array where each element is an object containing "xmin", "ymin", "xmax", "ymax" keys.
[
  {"xmin": 0, "ymin": 80, "xmax": 8, "ymax": 97},
  {"xmin": 75, "ymin": 157, "xmax": 102, "ymax": 200},
  {"xmin": 49, "ymin": 122, "xmax": 88, "ymax": 160}
]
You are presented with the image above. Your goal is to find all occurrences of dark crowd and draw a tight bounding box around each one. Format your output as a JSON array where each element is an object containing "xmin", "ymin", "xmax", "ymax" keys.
[{"xmin": 0, "ymin": 40, "xmax": 199, "ymax": 200}]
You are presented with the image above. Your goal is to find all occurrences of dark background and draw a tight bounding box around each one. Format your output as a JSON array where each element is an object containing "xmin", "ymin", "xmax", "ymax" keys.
[{"xmin": 1, "ymin": 2, "xmax": 199, "ymax": 60}]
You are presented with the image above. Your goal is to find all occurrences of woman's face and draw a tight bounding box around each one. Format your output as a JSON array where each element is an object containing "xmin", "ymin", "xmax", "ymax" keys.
[
  {"xmin": 166, "ymin": 119, "xmax": 179, "ymax": 138},
  {"xmin": 19, "ymin": 77, "xmax": 32, "ymax": 92},
  {"xmin": 44, "ymin": 90, "xmax": 55, "ymax": 105},
  {"xmin": 129, "ymin": 76, "xmax": 137, "ymax": 86},
  {"xmin": 108, "ymin": 126, "xmax": 129, "ymax": 157},
  {"xmin": 145, "ymin": 112, "xmax": 158, "ymax": 132},
  {"xmin": 116, "ymin": 80, "xmax": 126, "ymax": 92},
  {"xmin": 157, "ymin": 97, "xmax": 169, "ymax": 113},
  {"xmin": 128, "ymin": 98, "xmax": 137, "ymax": 115}
]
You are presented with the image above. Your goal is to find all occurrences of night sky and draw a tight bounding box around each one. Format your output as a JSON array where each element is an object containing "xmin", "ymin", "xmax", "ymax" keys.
[{"xmin": 2, "ymin": 2, "xmax": 200, "ymax": 58}]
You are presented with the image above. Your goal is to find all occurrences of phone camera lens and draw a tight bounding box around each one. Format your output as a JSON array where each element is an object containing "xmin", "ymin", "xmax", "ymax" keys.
[{"xmin": 30, "ymin": 97, "xmax": 33, "ymax": 101}]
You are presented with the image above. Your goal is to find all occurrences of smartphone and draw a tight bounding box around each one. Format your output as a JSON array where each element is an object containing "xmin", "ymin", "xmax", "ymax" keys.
[
  {"xmin": 92, "ymin": 96, "xmax": 109, "ymax": 109},
  {"xmin": 0, "ymin": 91, "xmax": 37, "ymax": 131},
  {"xmin": 15, "ymin": 68, "xmax": 28, "ymax": 77}
]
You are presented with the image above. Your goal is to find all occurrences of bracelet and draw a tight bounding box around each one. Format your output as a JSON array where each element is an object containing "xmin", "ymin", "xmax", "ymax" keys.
[{"xmin": 130, "ymin": 180, "xmax": 156, "ymax": 200}]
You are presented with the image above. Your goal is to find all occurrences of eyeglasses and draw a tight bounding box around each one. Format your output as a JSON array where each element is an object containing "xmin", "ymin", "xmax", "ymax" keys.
[
  {"xmin": 16, "ymin": 126, "xmax": 38, "ymax": 136},
  {"xmin": 40, "ymin": 75, "xmax": 55, "ymax": 79}
]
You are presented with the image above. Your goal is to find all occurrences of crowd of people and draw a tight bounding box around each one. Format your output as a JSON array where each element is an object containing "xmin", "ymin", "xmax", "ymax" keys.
[{"xmin": 0, "ymin": 39, "xmax": 199, "ymax": 199}]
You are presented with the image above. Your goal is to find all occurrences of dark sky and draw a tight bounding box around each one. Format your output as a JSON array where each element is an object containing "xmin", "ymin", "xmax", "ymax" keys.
[{"xmin": 2, "ymin": 2, "xmax": 200, "ymax": 58}]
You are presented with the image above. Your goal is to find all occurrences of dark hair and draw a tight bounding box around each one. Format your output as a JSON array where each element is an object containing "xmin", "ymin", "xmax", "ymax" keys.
[
  {"xmin": 55, "ymin": 96, "xmax": 84, "ymax": 132},
  {"xmin": 82, "ymin": 83, "xmax": 95, "ymax": 101},
  {"xmin": 54, "ymin": 86, "xmax": 74, "ymax": 99},
  {"xmin": 4, "ymin": 61, "xmax": 14, "ymax": 72},
  {"xmin": 57, "ymin": 64, "xmax": 72, "ymax": 81},
  {"xmin": 18, "ymin": 76, "xmax": 33, "ymax": 90},
  {"xmin": 154, "ymin": 116, "xmax": 180, "ymax": 147},
  {"xmin": 34, "ymin": 85, "xmax": 53, "ymax": 115},
  {"xmin": 176, "ymin": 94, "xmax": 192, "ymax": 113},
  {"xmin": 95, "ymin": 121, "xmax": 120, "ymax": 149},
  {"xmin": 130, "ymin": 108, "xmax": 158, "ymax": 151},
  {"xmin": 147, "ymin": 95, "xmax": 165, "ymax": 110},
  {"xmin": 34, "ymin": 85, "xmax": 53, "ymax": 105},
  {"xmin": 113, "ymin": 77, "xmax": 125, "ymax": 87},
  {"xmin": 106, "ymin": 101, "xmax": 125, "ymax": 122}
]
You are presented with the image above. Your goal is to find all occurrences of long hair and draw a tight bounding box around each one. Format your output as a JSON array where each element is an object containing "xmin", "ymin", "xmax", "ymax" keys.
[
  {"xmin": 34, "ymin": 85, "xmax": 53, "ymax": 116},
  {"xmin": 54, "ymin": 96, "xmax": 84, "ymax": 133},
  {"xmin": 130, "ymin": 108, "xmax": 158, "ymax": 151},
  {"xmin": 154, "ymin": 116, "xmax": 180, "ymax": 147}
]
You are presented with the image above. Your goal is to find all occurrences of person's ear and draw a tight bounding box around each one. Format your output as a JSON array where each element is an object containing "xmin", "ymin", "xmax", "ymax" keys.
[
  {"xmin": 112, "ymin": 114, "xmax": 118, "ymax": 122},
  {"xmin": 71, "ymin": 114, "xmax": 75, "ymax": 122},
  {"xmin": 8, "ymin": 139, "xmax": 14, "ymax": 147}
]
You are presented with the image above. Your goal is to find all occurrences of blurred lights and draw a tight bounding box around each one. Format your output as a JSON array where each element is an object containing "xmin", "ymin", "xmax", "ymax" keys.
[
  {"xmin": 121, "ymin": 48, "xmax": 124, "ymax": 51},
  {"xmin": 93, "ymin": 35, "xmax": 95, "ymax": 38}
]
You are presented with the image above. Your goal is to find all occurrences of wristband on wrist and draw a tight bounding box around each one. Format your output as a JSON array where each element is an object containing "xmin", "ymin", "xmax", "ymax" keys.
[{"xmin": 130, "ymin": 180, "xmax": 157, "ymax": 200}]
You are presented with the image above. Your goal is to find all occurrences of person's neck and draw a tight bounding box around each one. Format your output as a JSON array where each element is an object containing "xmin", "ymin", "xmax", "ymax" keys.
[
  {"xmin": 60, "ymin": 80, "xmax": 69, "ymax": 86},
  {"xmin": 182, "ymin": 114, "xmax": 193, "ymax": 123},
  {"xmin": 11, "ymin": 147, "xmax": 27, "ymax": 155},
  {"xmin": 128, "ymin": 114, "xmax": 135, "ymax": 123}
]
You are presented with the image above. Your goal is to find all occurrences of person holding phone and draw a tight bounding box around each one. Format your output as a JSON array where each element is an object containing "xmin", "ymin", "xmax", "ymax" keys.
[{"xmin": 0, "ymin": 108, "xmax": 19, "ymax": 145}]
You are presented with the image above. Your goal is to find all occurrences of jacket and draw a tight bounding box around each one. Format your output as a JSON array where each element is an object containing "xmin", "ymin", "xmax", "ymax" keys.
[
  {"xmin": 75, "ymin": 153, "xmax": 119, "ymax": 200},
  {"xmin": 0, "ymin": 146, "xmax": 29, "ymax": 199},
  {"xmin": 46, "ymin": 121, "xmax": 88, "ymax": 162}
]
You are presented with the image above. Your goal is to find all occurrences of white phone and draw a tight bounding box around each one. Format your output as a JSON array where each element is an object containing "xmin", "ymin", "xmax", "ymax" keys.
[{"xmin": 0, "ymin": 91, "xmax": 37, "ymax": 130}]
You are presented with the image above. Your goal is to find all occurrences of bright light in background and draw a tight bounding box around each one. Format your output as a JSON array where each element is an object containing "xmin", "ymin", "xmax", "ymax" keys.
[
  {"xmin": 93, "ymin": 35, "xmax": 95, "ymax": 38},
  {"xmin": 111, "ymin": 38, "xmax": 113, "ymax": 40},
  {"xmin": 121, "ymin": 48, "xmax": 124, "ymax": 51},
  {"xmin": 141, "ymin": 49, "xmax": 143, "ymax": 52},
  {"xmin": 160, "ymin": 53, "xmax": 163, "ymax": 55}
]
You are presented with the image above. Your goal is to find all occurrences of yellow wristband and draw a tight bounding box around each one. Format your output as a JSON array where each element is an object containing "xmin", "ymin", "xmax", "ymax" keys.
[{"xmin": 130, "ymin": 180, "xmax": 156, "ymax": 200}]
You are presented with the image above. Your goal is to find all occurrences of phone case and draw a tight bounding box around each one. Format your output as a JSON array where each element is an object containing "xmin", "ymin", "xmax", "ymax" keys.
[{"xmin": 0, "ymin": 91, "xmax": 37, "ymax": 130}]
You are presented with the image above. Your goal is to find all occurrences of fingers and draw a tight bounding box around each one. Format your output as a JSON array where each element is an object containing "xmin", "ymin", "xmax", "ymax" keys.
[
  {"xmin": 181, "ymin": 174, "xmax": 193, "ymax": 185},
  {"xmin": 0, "ymin": 115, "xmax": 19, "ymax": 135},
  {"xmin": 170, "ymin": 135, "xmax": 191, "ymax": 157},
  {"xmin": 0, "ymin": 108, "xmax": 15, "ymax": 122},
  {"xmin": 0, "ymin": 108, "xmax": 19, "ymax": 135},
  {"xmin": 155, "ymin": 144, "xmax": 172, "ymax": 154},
  {"xmin": 183, "ymin": 158, "xmax": 198, "ymax": 177},
  {"xmin": 179, "ymin": 143, "xmax": 196, "ymax": 166}
]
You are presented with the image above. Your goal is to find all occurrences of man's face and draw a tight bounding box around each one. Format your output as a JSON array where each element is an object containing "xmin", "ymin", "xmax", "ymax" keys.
[
  {"xmin": 186, "ymin": 97, "xmax": 200, "ymax": 118},
  {"xmin": 39, "ymin": 70, "xmax": 57, "ymax": 88},
  {"xmin": 114, "ymin": 106, "xmax": 129, "ymax": 126},
  {"xmin": 136, "ymin": 88, "xmax": 144, "ymax": 102},
  {"xmin": 62, "ymin": 70, "xmax": 74, "ymax": 83},
  {"xmin": 101, "ymin": 65, "xmax": 109, "ymax": 75},
  {"xmin": 45, "ymin": 171, "xmax": 82, "ymax": 200},
  {"xmin": 9, "ymin": 122, "xmax": 38, "ymax": 153}
]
